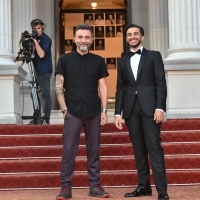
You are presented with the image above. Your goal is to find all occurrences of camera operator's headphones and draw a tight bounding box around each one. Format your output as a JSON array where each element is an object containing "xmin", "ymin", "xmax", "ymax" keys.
[{"xmin": 31, "ymin": 19, "xmax": 45, "ymax": 30}]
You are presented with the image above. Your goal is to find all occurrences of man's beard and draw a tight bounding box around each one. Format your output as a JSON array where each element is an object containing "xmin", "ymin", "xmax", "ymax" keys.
[
  {"xmin": 78, "ymin": 44, "xmax": 91, "ymax": 52},
  {"xmin": 130, "ymin": 40, "xmax": 142, "ymax": 49}
]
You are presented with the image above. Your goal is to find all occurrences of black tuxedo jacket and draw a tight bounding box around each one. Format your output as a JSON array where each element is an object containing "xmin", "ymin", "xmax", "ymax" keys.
[{"xmin": 115, "ymin": 48, "xmax": 167, "ymax": 119}]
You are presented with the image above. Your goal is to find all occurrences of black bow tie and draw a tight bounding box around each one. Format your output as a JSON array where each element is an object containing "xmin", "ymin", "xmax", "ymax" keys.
[{"xmin": 129, "ymin": 49, "xmax": 141, "ymax": 57}]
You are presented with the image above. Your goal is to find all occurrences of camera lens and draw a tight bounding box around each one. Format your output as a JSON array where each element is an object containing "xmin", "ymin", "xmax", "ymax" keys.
[{"xmin": 25, "ymin": 39, "xmax": 34, "ymax": 47}]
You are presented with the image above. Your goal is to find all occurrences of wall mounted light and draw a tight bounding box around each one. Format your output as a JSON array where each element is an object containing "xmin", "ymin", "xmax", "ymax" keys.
[{"xmin": 91, "ymin": 2, "xmax": 97, "ymax": 9}]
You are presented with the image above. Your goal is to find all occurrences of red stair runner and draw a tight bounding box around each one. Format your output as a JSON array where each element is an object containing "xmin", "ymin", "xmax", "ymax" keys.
[{"xmin": 0, "ymin": 119, "xmax": 200, "ymax": 189}]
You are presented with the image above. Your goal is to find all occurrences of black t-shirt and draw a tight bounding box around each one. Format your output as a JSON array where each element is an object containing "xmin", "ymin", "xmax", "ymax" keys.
[{"xmin": 55, "ymin": 50, "xmax": 109, "ymax": 120}]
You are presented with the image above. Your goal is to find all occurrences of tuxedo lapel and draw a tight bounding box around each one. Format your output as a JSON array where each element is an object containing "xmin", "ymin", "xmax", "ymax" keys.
[
  {"xmin": 126, "ymin": 55, "xmax": 135, "ymax": 81},
  {"xmin": 137, "ymin": 48, "xmax": 147, "ymax": 80}
]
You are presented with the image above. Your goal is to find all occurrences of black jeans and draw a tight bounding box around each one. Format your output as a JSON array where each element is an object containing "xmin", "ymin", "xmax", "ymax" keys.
[{"xmin": 37, "ymin": 72, "xmax": 52, "ymax": 122}]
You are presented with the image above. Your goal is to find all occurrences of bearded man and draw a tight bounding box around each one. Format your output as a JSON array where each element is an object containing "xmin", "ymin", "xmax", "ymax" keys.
[{"xmin": 55, "ymin": 23, "xmax": 110, "ymax": 199}]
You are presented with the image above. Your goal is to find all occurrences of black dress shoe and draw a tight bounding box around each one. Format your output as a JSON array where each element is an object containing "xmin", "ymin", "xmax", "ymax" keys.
[
  {"xmin": 124, "ymin": 186, "xmax": 152, "ymax": 197},
  {"xmin": 158, "ymin": 191, "xmax": 169, "ymax": 200}
]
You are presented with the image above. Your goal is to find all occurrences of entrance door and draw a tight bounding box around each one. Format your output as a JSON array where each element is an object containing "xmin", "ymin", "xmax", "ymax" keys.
[{"xmin": 59, "ymin": 0, "xmax": 126, "ymax": 107}]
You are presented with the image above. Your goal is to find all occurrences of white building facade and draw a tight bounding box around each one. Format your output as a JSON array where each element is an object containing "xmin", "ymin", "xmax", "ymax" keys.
[{"xmin": 0, "ymin": 0, "xmax": 200, "ymax": 124}]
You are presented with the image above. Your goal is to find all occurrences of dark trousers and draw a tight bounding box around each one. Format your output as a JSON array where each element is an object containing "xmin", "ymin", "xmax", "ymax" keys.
[
  {"xmin": 125, "ymin": 97, "xmax": 167, "ymax": 192},
  {"xmin": 61, "ymin": 112, "xmax": 101, "ymax": 188},
  {"xmin": 37, "ymin": 72, "xmax": 52, "ymax": 122}
]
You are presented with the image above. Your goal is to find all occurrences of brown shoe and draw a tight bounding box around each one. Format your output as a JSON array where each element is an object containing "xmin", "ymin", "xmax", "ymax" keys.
[
  {"xmin": 89, "ymin": 185, "xmax": 110, "ymax": 198},
  {"xmin": 56, "ymin": 186, "xmax": 72, "ymax": 200}
]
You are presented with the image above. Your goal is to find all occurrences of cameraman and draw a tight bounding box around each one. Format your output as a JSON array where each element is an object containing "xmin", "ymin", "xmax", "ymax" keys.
[{"xmin": 30, "ymin": 19, "xmax": 52, "ymax": 124}]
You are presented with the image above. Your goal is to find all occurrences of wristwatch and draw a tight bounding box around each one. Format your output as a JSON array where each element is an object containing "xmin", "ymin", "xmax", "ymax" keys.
[{"xmin": 62, "ymin": 109, "xmax": 67, "ymax": 114}]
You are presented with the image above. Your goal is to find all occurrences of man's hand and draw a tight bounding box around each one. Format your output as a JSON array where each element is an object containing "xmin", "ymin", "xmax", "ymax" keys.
[
  {"xmin": 115, "ymin": 115, "xmax": 123, "ymax": 129},
  {"xmin": 32, "ymin": 38, "xmax": 45, "ymax": 58},
  {"xmin": 14, "ymin": 57, "xmax": 22, "ymax": 62},
  {"xmin": 63, "ymin": 111, "xmax": 67, "ymax": 119},
  {"xmin": 101, "ymin": 113, "xmax": 108, "ymax": 125},
  {"xmin": 154, "ymin": 110, "xmax": 164, "ymax": 124}
]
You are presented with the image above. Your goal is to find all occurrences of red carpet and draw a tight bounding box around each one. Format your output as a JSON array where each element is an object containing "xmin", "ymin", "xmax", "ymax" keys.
[{"xmin": 0, "ymin": 119, "xmax": 200, "ymax": 189}]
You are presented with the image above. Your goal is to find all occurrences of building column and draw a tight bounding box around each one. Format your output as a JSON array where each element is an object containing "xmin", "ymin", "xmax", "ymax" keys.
[
  {"xmin": 148, "ymin": 0, "xmax": 169, "ymax": 59},
  {"xmin": 37, "ymin": 0, "xmax": 57, "ymax": 111},
  {"xmin": 164, "ymin": 0, "xmax": 200, "ymax": 118},
  {"xmin": 12, "ymin": 0, "xmax": 38, "ymax": 119},
  {"xmin": 129, "ymin": 0, "xmax": 149, "ymax": 47},
  {"xmin": 12, "ymin": 0, "xmax": 38, "ymax": 57},
  {"xmin": 0, "ymin": 0, "xmax": 26, "ymax": 124}
]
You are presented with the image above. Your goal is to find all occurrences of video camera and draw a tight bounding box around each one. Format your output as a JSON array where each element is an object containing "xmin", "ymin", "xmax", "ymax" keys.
[
  {"xmin": 17, "ymin": 30, "xmax": 42, "ymax": 124},
  {"xmin": 19, "ymin": 30, "xmax": 38, "ymax": 62},
  {"xmin": 21, "ymin": 30, "xmax": 37, "ymax": 47}
]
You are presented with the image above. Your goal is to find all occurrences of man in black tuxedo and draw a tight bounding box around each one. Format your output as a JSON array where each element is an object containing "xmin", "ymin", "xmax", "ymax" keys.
[{"xmin": 114, "ymin": 24, "xmax": 169, "ymax": 200}]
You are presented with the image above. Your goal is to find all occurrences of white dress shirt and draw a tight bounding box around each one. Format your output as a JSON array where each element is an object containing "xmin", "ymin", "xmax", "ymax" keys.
[{"xmin": 130, "ymin": 46, "xmax": 143, "ymax": 81}]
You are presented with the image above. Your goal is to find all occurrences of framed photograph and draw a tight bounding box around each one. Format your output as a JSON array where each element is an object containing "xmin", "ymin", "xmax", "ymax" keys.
[
  {"xmin": 94, "ymin": 13, "xmax": 105, "ymax": 26},
  {"xmin": 106, "ymin": 26, "xmax": 115, "ymax": 37},
  {"xmin": 116, "ymin": 26, "xmax": 123, "ymax": 37},
  {"xmin": 106, "ymin": 58, "xmax": 116, "ymax": 69},
  {"xmin": 84, "ymin": 14, "xmax": 94, "ymax": 26},
  {"xmin": 95, "ymin": 39, "xmax": 105, "ymax": 50},
  {"xmin": 116, "ymin": 13, "xmax": 125, "ymax": 25},
  {"xmin": 105, "ymin": 13, "xmax": 115, "ymax": 25},
  {"xmin": 73, "ymin": 26, "xmax": 76, "ymax": 35},
  {"xmin": 65, "ymin": 39, "xmax": 73, "ymax": 51},
  {"xmin": 95, "ymin": 26, "xmax": 104, "ymax": 38}
]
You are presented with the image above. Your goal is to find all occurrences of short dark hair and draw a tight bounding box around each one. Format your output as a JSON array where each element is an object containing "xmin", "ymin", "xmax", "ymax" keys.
[
  {"xmin": 74, "ymin": 24, "xmax": 93, "ymax": 36},
  {"xmin": 124, "ymin": 24, "xmax": 144, "ymax": 36},
  {"xmin": 31, "ymin": 19, "xmax": 45, "ymax": 29}
]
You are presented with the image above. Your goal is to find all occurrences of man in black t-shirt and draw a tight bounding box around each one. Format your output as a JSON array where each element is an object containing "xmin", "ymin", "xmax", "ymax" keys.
[{"xmin": 55, "ymin": 24, "xmax": 110, "ymax": 199}]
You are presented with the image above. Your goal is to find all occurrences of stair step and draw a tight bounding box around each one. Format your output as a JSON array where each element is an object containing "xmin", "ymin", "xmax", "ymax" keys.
[
  {"xmin": 0, "ymin": 134, "xmax": 62, "ymax": 147},
  {"xmin": 161, "ymin": 119, "xmax": 200, "ymax": 131},
  {"xmin": 1, "ymin": 119, "xmax": 200, "ymax": 135},
  {"xmin": 0, "ymin": 170, "xmax": 200, "ymax": 189},
  {"xmin": 0, "ymin": 144, "xmax": 133, "ymax": 157},
  {"xmin": 1, "ymin": 131, "xmax": 200, "ymax": 147},
  {"xmin": 0, "ymin": 125, "xmax": 64, "ymax": 135},
  {"xmin": 0, "ymin": 155, "xmax": 200, "ymax": 173},
  {"xmin": 161, "ymin": 131, "xmax": 200, "ymax": 142},
  {"xmin": 1, "ymin": 142, "xmax": 200, "ymax": 158},
  {"xmin": 0, "ymin": 133, "xmax": 131, "ymax": 146},
  {"xmin": 0, "ymin": 124, "xmax": 127, "ymax": 135}
]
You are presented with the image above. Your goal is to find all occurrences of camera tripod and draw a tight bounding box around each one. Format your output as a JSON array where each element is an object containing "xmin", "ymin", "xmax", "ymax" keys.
[{"xmin": 16, "ymin": 50, "xmax": 43, "ymax": 124}]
